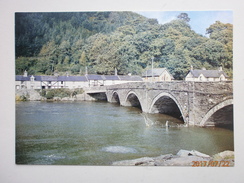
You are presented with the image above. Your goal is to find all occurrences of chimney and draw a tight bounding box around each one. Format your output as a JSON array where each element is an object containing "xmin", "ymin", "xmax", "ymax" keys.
[
  {"xmin": 219, "ymin": 66, "xmax": 223, "ymax": 71},
  {"xmin": 23, "ymin": 70, "xmax": 28, "ymax": 77},
  {"xmin": 201, "ymin": 67, "xmax": 206, "ymax": 70},
  {"xmin": 115, "ymin": 68, "xmax": 118, "ymax": 76},
  {"xmin": 190, "ymin": 65, "xmax": 193, "ymax": 70}
]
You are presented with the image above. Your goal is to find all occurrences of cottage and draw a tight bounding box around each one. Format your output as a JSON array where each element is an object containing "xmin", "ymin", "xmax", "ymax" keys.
[
  {"xmin": 142, "ymin": 68, "xmax": 174, "ymax": 82},
  {"xmin": 185, "ymin": 67, "xmax": 229, "ymax": 81}
]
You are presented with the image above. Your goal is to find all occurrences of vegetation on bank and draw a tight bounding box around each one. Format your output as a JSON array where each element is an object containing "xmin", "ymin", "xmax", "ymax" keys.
[
  {"xmin": 40, "ymin": 88, "xmax": 84, "ymax": 100},
  {"xmin": 15, "ymin": 95, "xmax": 28, "ymax": 101},
  {"xmin": 15, "ymin": 12, "xmax": 233, "ymax": 79},
  {"xmin": 15, "ymin": 88, "xmax": 84, "ymax": 101}
]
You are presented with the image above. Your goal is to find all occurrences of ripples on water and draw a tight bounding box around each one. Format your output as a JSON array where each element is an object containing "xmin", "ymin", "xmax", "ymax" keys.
[{"xmin": 16, "ymin": 101, "xmax": 234, "ymax": 165}]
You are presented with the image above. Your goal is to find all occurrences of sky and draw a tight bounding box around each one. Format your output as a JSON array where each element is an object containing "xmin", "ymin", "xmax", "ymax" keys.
[{"xmin": 135, "ymin": 11, "xmax": 233, "ymax": 36}]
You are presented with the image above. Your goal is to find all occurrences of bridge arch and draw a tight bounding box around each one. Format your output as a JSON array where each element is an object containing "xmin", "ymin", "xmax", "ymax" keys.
[
  {"xmin": 110, "ymin": 91, "xmax": 120, "ymax": 104},
  {"xmin": 200, "ymin": 99, "xmax": 233, "ymax": 127},
  {"xmin": 149, "ymin": 92, "xmax": 185, "ymax": 122},
  {"xmin": 124, "ymin": 90, "xmax": 142, "ymax": 110}
]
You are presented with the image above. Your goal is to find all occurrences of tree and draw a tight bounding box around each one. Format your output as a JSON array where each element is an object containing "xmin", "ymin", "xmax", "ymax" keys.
[
  {"xmin": 79, "ymin": 51, "xmax": 87, "ymax": 66},
  {"xmin": 177, "ymin": 13, "xmax": 190, "ymax": 22},
  {"xmin": 206, "ymin": 21, "xmax": 233, "ymax": 75}
]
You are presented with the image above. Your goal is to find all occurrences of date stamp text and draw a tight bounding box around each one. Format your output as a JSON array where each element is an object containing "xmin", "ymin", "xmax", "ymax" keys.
[{"xmin": 192, "ymin": 160, "xmax": 230, "ymax": 167}]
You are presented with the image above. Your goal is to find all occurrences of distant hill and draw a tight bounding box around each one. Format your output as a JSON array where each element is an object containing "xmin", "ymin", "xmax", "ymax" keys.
[{"xmin": 15, "ymin": 12, "xmax": 233, "ymax": 79}]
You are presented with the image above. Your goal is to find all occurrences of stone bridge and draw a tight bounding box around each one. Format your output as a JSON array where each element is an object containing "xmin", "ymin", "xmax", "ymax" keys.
[{"xmin": 85, "ymin": 81, "xmax": 233, "ymax": 127}]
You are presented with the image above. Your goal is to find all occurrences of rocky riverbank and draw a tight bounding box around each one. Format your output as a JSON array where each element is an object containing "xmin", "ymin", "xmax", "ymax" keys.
[
  {"xmin": 112, "ymin": 150, "xmax": 234, "ymax": 166},
  {"xmin": 15, "ymin": 89, "xmax": 96, "ymax": 101}
]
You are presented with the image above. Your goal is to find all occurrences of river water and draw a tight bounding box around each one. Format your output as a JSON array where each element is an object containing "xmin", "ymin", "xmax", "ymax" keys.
[{"xmin": 16, "ymin": 101, "xmax": 234, "ymax": 165}]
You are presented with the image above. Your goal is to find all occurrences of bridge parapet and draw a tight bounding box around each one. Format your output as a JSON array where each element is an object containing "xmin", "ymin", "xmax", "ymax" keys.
[{"xmin": 106, "ymin": 81, "xmax": 232, "ymax": 93}]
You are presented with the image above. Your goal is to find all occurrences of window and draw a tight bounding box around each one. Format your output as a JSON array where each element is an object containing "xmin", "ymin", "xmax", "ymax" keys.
[{"xmin": 61, "ymin": 81, "xmax": 64, "ymax": 84}]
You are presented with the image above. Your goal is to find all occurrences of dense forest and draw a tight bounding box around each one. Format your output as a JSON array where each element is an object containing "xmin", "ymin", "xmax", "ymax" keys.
[{"xmin": 15, "ymin": 11, "xmax": 233, "ymax": 80}]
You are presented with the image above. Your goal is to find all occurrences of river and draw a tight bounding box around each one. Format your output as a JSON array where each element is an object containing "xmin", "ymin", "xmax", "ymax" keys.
[{"xmin": 16, "ymin": 101, "xmax": 234, "ymax": 165}]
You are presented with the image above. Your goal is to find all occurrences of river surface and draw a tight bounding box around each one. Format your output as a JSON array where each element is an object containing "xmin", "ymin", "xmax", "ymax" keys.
[{"xmin": 16, "ymin": 101, "xmax": 234, "ymax": 165}]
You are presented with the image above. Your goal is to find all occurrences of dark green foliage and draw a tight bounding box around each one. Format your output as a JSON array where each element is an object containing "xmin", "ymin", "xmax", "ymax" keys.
[
  {"xmin": 40, "ymin": 88, "xmax": 84, "ymax": 99},
  {"xmin": 15, "ymin": 12, "xmax": 233, "ymax": 80},
  {"xmin": 45, "ymin": 91, "xmax": 55, "ymax": 99},
  {"xmin": 177, "ymin": 13, "xmax": 190, "ymax": 22}
]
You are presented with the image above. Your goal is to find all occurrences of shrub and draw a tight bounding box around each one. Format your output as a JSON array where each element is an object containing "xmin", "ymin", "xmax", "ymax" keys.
[
  {"xmin": 15, "ymin": 95, "xmax": 27, "ymax": 101},
  {"xmin": 46, "ymin": 90, "xmax": 55, "ymax": 99},
  {"xmin": 39, "ymin": 88, "xmax": 84, "ymax": 100}
]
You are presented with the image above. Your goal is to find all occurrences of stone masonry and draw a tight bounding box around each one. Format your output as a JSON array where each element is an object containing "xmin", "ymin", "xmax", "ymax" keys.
[{"xmin": 87, "ymin": 81, "xmax": 233, "ymax": 126}]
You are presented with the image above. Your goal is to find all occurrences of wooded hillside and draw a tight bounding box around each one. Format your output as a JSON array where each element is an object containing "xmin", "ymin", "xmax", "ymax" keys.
[{"xmin": 15, "ymin": 12, "xmax": 233, "ymax": 79}]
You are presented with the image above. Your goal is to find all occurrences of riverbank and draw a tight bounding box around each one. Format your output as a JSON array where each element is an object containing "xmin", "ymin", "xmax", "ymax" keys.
[
  {"xmin": 15, "ymin": 89, "xmax": 96, "ymax": 101},
  {"xmin": 112, "ymin": 150, "xmax": 235, "ymax": 166}
]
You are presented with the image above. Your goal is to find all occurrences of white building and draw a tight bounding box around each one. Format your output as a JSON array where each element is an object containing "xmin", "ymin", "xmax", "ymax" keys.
[
  {"xmin": 15, "ymin": 71, "xmax": 143, "ymax": 90},
  {"xmin": 185, "ymin": 67, "xmax": 229, "ymax": 81},
  {"xmin": 142, "ymin": 68, "xmax": 174, "ymax": 82}
]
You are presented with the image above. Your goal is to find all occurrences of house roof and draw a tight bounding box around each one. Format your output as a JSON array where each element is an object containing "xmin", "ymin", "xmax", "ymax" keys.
[
  {"xmin": 142, "ymin": 68, "xmax": 174, "ymax": 79},
  {"xmin": 39, "ymin": 76, "xmax": 58, "ymax": 81},
  {"xmin": 16, "ymin": 75, "xmax": 31, "ymax": 81},
  {"xmin": 142, "ymin": 68, "xmax": 166, "ymax": 77},
  {"xmin": 118, "ymin": 75, "xmax": 143, "ymax": 81},
  {"xmin": 189, "ymin": 70, "xmax": 229, "ymax": 78},
  {"xmin": 16, "ymin": 74, "xmax": 143, "ymax": 82},
  {"xmin": 103, "ymin": 75, "xmax": 120, "ymax": 80},
  {"xmin": 58, "ymin": 76, "xmax": 88, "ymax": 82},
  {"xmin": 85, "ymin": 74, "xmax": 104, "ymax": 80}
]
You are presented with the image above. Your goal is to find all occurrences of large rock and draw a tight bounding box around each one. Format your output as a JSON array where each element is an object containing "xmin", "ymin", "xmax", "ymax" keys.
[
  {"xmin": 16, "ymin": 89, "xmax": 42, "ymax": 101},
  {"xmin": 112, "ymin": 150, "xmax": 213, "ymax": 166},
  {"xmin": 213, "ymin": 150, "xmax": 234, "ymax": 160},
  {"xmin": 177, "ymin": 149, "xmax": 210, "ymax": 158},
  {"xmin": 112, "ymin": 157, "xmax": 155, "ymax": 166}
]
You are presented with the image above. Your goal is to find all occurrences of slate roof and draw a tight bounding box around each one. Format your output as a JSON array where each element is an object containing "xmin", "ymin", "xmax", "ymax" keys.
[
  {"xmin": 85, "ymin": 74, "xmax": 105, "ymax": 80},
  {"xmin": 103, "ymin": 75, "xmax": 120, "ymax": 80},
  {"xmin": 142, "ymin": 68, "xmax": 174, "ymax": 79},
  {"xmin": 189, "ymin": 70, "xmax": 229, "ymax": 78},
  {"xmin": 16, "ymin": 75, "xmax": 31, "ymax": 81},
  {"xmin": 39, "ymin": 76, "xmax": 58, "ymax": 81},
  {"xmin": 58, "ymin": 76, "xmax": 88, "ymax": 81},
  {"xmin": 16, "ymin": 74, "xmax": 143, "ymax": 82},
  {"xmin": 142, "ymin": 68, "xmax": 167, "ymax": 77},
  {"xmin": 118, "ymin": 75, "xmax": 143, "ymax": 81}
]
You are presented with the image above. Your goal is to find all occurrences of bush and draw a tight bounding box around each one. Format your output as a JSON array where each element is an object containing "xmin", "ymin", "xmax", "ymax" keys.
[
  {"xmin": 45, "ymin": 90, "xmax": 55, "ymax": 99},
  {"xmin": 40, "ymin": 90, "xmax": 46, "ymax": 97},
  {"xmin": 15, "ymin": 95, "xmax": 27, "ymax": 101},
  {"xmin": 39, "ymin": 88, "xmax": 84, "ymax": 100}
]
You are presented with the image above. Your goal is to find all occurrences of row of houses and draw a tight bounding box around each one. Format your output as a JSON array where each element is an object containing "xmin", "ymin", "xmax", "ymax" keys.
[
  {"xmin": 15, "ymin": 71, "xmax": 143, "ymax": 90},
  {"xmin": 142, "ymin": 66, "xmax": 229, "ymax": 82},
  {"xmin": 16, "ymin": 67, "xmax": 229, "ymax": 90}
]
